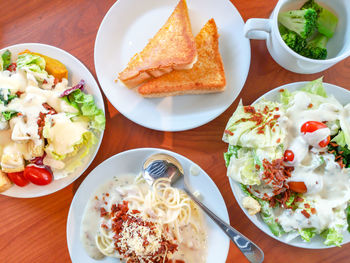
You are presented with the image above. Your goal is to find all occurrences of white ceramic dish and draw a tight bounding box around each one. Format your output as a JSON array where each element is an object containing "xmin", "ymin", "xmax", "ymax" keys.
[
  {"xmin": 244, "ymin": 0, "xmax": 350, "ymax": 74},
  {"xmin": 229, "ymin": 81, "xmax": 350, "ymax": 248},
  {"xmin": 67, "ymin": 148, "xmax": 230, "ymax": 262},
  {"xmin": 0, "ymin": 43, "xmax": 105, "ymax": 198},
  {"xmin": 94, "ymin": 0, "xmax": 251, "ymax": 131}
]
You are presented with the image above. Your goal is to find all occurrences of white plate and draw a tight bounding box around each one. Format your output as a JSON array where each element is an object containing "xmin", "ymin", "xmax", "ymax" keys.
[
  {"xmin": 229, "ymin": 82, "xmax": 350, "ymax": 249},
  {"xmin": 67, "ymin": 148, "xmax": 230, "ymax": 262},
  {"xmin": 94, "ymin": 0, "xmax": 251, "ymax": 131},
  {"xmin": 0, "ymin": 43, "xmax": 105, "ymax": 198}
]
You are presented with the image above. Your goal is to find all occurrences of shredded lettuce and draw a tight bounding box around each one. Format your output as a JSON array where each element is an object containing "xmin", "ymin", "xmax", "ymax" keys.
[
  {"xmin": 321, "ymin": 227, "xmax": 343, "ymax": 247},
  {"xmin": 1, "ymin": 50, "xmax": 11, "ymax": 71},
  {"xmin": 299, "ymin": 228, "xmax": 317, "ymax": 242},
  {"xmin": 62, "ymin": 89, "xmax": 105, "ymax": 132}
]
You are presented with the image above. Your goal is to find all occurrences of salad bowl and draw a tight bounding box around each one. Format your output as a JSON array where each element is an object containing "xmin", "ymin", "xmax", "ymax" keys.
[
  {"xmin": 228, "ymin": 80, "xmax": 350, "ymax": 248},
  {"xmin": 0, "ymin": 43, "xmax": 105, "ymax": 198}
]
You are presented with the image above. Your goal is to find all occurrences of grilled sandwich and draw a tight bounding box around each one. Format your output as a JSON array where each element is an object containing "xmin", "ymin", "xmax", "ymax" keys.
[
  {"xmin": 138, "ymin": 18, "xmax": 226, "ymax": 97},
  {"xmin": 118, "ymin": 0, "xmax": 197, "ymax": 88}
]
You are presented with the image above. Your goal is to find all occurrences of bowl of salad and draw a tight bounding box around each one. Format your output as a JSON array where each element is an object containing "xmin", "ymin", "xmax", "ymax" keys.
[
  {"xmin": 0, "ymin": 43, "xmax": 105, "ymax": 198},
  {"xmin": 223, "ymin": 78, "xmax": 350, "ymax": 248}
]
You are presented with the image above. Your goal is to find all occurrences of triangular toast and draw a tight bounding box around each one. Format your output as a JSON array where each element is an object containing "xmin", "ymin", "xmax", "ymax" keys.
[
  {"xmin": 118, "ymin": 0, "xmax": 197, "ymax": 88},
  {"xmin": 138, "ymin": 18, "xmax": 226, "ymax": 97}
]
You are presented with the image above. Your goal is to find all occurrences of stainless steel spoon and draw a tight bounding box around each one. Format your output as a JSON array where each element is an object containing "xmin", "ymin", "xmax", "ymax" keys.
[{"xmin": 142, "ymin": 153, "xmax": 264, "ymax": 263}]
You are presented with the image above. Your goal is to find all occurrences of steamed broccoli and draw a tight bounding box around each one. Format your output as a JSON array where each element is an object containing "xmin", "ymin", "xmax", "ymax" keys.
[
  {"xmin": 301, "ymin": 0, "xmax": 323, "ymax": 16},
  {"xmin": 279, "ymin": 24, "xmax": 307, "ymax": 53},
  {"xmin": 300, "ymin": 33, "xmax": 328, "ymax": 59},
  {"xmin": 278, "ymin": 9, "xmax": 317, "ymax": 39}
]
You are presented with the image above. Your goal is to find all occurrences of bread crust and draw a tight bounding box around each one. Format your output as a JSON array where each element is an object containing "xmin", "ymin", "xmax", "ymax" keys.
[
  {"xmin": 118, "ymin": 0, "xmax": 197, "ymax": 88},
  {"xmin": 138, "ymin": 18, "xmax": 226, "ymax": 97}
]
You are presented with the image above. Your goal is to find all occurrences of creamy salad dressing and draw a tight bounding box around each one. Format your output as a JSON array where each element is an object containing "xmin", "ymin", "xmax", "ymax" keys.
[
  {"xmin": 273, "ymin": 91, "xmax": 350, "ymax": 233},
  {"xmin": 81, "ymin": 174, "xmax": 208, "ymax": 263}
]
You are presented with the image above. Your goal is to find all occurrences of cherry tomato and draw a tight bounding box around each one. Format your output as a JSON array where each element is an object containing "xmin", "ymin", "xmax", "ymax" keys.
[
  {"xmin": 288, "ymin": 181, "xmax": 307, "ymax": 193},
  {"xmin": 7, "ymin": 172, "xmax": 29, "ymax": 187},
  {"xmin": 300, "ymin": 121, "xmax": 327, "ymax": 134},
  {"xmin": 284, "ymin": 150, "xmax": 295, "ymax": 162},
  {"xmin": 319, "ymin": 136, "xmax": 330, "ymax": 148},
  {"xmin": 23, "ymin": 165, "xmax": 53, "ymax": 185}
]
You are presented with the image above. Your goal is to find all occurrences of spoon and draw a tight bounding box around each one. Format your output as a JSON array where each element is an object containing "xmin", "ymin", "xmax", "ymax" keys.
[{"xmin": 142, "ymin": 153, "xmax": 264, "ymax": 263}]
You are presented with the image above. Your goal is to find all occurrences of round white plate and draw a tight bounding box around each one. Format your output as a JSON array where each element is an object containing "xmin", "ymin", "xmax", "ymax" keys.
[
  {"xmin": 0, "ymin": 43, "xmax": 105, "ymax": 198},
  {"xmin": 229, "ymin": 81, "xmax": 350, "ymax": 249},
  {"xmin": 67, "ymin": 148, "xmax": 230, "ymax": 262},
  {"xmin": 94, "ymin": 0, "xmax": 250, "ymax": 131}
]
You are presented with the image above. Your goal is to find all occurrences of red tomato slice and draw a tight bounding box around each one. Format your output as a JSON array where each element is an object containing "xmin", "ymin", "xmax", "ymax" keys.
[
  {"xmin": 7, "ymin": 172, "xmax": 29, "ymax": 187},
  {"xmin": 288, "ymin": 181, "xmax": 307, "ymax": 193},
  {"xmin": 319, "ymin": 136, "xmax": 330, "ymax": 148},
  {"xmin": 23, "ymin": 165, "xmax": 53, "ymax": 185},
  {"xmin": 284, "ymin": 150, "xmax": 295, "ymax": 162},
  {"xmin": 300, "ymin": 121, "xmax": 327, "ymax": 134}
]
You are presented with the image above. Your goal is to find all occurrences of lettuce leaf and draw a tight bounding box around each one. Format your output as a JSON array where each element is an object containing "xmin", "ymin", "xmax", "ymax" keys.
[
  {"xmin": 301, "ymin": 77, "xmax": 327, "ymax": 97},
  {"xmin": 346, "ymin": 204, "xmax": 350, "ymax": 233},
  {"xmin": 224, "ymin": 145, "xmax": 241, "ymax": 167},
  {"xmin": 299, "ymin": 228, "xmax": 317, "ymax": 242},
  {"xmin": 223, "ymin": 100, "xmax": 285, "ymax": 148},
  {"xmin": 241, "ymin": 184, "xmax": 285, "ymax": 237},
  {"xmin": 62, "ymin": 89, "xmax": 105, "ymax": 132},
  {"xmin": 2, "ymin": 110, "xmax": 18, "ymax": 121},
  {"xmin": 1, "ymin": 50, "xmax": 11, "ymax": 70},
  {"xmin": 332, "ymin": 131, "xmax": 347, "ymax": 147},
  {"xmin": 227, "ymin": 147, "xmax": 261, "ymax": 185},
  {"xmin": 17, "ymin": 53, "xmax": 48, "ymax": 81}
]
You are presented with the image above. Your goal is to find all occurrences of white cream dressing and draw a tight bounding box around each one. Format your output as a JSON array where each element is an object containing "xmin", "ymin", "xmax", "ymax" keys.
[
  {"xmin": 81, "ymin": 174, "xmax": 208, "ymax": 262},
  {"xmin": 0, "ymin": 67, "xmax": 91, "ymax": 180},
  {"xmin": 276, "ymin": 91, "xmax": 350, "ymax": 233}
]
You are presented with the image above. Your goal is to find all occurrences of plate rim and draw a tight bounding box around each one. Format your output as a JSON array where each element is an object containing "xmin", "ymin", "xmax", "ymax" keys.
[
  {"xmin": 0, "ymin": 42, "xmax": 105, "ymax": 198},
  {"xmin": 229, "ymin": 81, "xmax": 350, "ymax": 249},
  {"xmin": 94, "ymin": 0, "xmax": 251, "ymax": 132},
  {"xmin": 67, "ymin": 147, "xmax": 230, "ymax": 262}
]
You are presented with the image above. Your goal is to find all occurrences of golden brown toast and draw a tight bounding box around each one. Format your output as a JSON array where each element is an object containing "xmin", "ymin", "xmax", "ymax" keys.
[
  {"xmin": 118, "ymin": 0, "xmax": 197, "ymax": 88},
  {"xmin": 138, "ymin": 18, "xmax": 226, "ymax": 97}
]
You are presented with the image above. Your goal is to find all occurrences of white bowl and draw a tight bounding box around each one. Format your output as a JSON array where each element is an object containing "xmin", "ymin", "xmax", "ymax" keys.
[
  {"xmin": 94, "ymin": 0, "xmax": 251, "ymax": 131},
  {"xmin": 67, "ymin": 148, "xmax": 230, "ymax": 262},
  {"xmin": 229, "ymin": 81, "xmax": 350, "ymax": 248},
  {"xmin": 0, "ymin": 43, "xmax": 105, "ymax": 198}
]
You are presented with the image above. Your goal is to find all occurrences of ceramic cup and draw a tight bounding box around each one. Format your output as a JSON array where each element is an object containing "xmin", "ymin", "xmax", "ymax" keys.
[{"xmin": 244, "ymin": 0, "xmax": 350, "ymax": 74}]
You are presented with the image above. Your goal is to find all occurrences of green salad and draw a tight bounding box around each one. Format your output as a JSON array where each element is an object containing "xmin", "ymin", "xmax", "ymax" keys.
[{"xmin": 223, "ymin": 78, "xmax": 350, "ymax": 246}]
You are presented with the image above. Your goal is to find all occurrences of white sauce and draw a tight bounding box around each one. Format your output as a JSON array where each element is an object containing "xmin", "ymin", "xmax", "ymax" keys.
[{"xmin": 80, "ymin": 174, "xmax": 208, "ymax": 262}]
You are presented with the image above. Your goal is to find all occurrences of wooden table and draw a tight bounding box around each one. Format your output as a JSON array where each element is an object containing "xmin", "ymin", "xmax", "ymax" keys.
[{"xmin": 1, "ymin": 0, "xmax": 350, "ymax": 262}]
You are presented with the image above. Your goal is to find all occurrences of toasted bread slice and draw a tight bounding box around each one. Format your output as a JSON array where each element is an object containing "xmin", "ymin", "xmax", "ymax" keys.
[
  {"xmin": 118, "ymin": 0, "xmax": 197, "ymax": 88},
  {"xmin": 138, "ymin": 19, "xmax": 226, "ymax": 97}
]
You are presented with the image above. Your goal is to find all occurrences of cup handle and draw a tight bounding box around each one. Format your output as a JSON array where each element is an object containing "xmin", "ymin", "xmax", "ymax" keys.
[{"xmin": 244, "ymin": 18, "xmax": 272, "ymax": 40}]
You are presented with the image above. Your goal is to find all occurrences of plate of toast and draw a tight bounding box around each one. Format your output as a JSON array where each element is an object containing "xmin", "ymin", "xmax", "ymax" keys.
[{"xmin": 95, "ymin": 0, "xmax": 251, "ymax": 131}]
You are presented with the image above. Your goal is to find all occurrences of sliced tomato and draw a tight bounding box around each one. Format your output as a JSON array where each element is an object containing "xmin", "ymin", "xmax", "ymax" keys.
[
  {"xmin": 288, "ymin": 181, "xmax": 307, "ymax": 193},
  {"xmin": 300, "ymin": 121, "xmax": 327, "ymax": 134},
  {"xmin": 23, "ymin": 165, "xmax": 53, "ymax": 185},
  {"xmin": 319, "ymin": 136, "xmax": 330, "ymax": 148},
  {"xmin": 7, "ymin": 172, "xmax": 29, "ymax": 187},
  {"xmin": 284, "ymin": 150, "xmax": 295, "ymax": 162}
]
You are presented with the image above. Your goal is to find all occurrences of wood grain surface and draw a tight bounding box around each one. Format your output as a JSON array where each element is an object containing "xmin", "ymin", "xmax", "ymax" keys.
[{"xmin": 1, "ymin": 0, "xmax": 350, "ymax": 262}]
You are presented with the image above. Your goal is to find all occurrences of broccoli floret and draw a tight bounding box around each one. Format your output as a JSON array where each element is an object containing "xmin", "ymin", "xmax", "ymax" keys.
[
  {"xmin": 301, "ymin": 0, "xmax": 323, "ymax": 17},
  {"xmin": 300, "ymin": 33, "xmax": 328, "ymax": 59},
  {"xmin": 279, "ymin": 24, "xmax": 307, "ymax": 53},
  {"xmin": 278, "ymin": 9, "xmax": 317, "ymax": 38}
]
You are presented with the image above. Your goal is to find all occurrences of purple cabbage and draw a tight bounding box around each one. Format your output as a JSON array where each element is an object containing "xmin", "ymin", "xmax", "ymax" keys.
[{"xmin": 59, "ymin": 79, "xmax": 85, "ymax": 97}]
